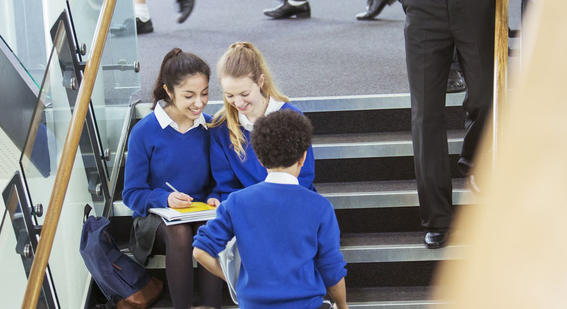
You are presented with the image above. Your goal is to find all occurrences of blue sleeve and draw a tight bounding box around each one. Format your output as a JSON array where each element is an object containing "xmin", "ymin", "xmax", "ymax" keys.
[
  {"xmin": 209, "ymin": 128, "xmax": 243, "ymax": 201},
  {"xmin": 193, "ymin": 200, "xmax": 235, "ymax": 257},
  {"xmin": 122, "ymin": 126, "xmax": 170, "ymax": 217},
  {"xmin": 299, "ymin": 145, "xmax": 316, "ymax": 192},
  {"xmin": 315, "ymin": 200, "xmax": 347, "ymax": 287}
]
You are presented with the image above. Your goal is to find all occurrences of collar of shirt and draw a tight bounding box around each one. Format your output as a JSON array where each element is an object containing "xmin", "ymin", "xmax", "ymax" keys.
[
  {"xmin": 154, "ymin": 100, "xmax": 207, "ymax": 133},
  {"xmin": 238, "ymin": 97, "xmax": 285, "ymax": 132},
  {"xmin": 265, "ymin": 172, "xmax": 299, "ymax": 185}
]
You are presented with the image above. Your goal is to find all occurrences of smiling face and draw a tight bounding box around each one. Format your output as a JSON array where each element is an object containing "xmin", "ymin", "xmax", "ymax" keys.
[
  {"xmin": 220, "ymin": 74, "xmax": 267, "ymax": 122},
  {"xmin": 165, "ymin": 73, "xmax": 209, "ymax": 122}
]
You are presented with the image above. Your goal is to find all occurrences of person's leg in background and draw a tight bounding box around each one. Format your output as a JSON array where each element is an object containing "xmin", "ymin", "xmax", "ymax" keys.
[
  {"xmin": 134, "ymin": 0, "xmax": 154, "ymax": 34},
  {"xmin": 134, "ymin": 0, "xmax": 195, "ymax": 34},
  {"xmin": 177, "ymin": 0, "xmax": 195, "ymax": 24},
  {"xmin": 452, "ymin": 0, "xmax": 495, "ymax": 185},
  {"xmin": 264, "ymin": 0, "xmax": 311, "ymax": 19},
  {"xmin": 404, "ymin": 0, "xmax": 454, "ymax": 249},
  {"xmin": 447, "ymin": 48, "xmax": 467, "ymax": 93}
]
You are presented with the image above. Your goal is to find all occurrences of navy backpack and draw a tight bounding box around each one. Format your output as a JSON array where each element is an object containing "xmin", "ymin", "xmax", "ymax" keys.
[{"xmin": 80, "ymin": 209, "xmax": 162, "ymax": 308}]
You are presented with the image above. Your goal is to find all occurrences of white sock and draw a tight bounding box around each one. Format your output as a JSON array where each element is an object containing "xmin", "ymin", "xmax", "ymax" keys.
[
  {"xmin": 135, "ymin": 3, "xmax": 151, "ymax": 22},
  {"xmin": 288, "ymin": 0, "xmax": 307, "ymax": 6}
]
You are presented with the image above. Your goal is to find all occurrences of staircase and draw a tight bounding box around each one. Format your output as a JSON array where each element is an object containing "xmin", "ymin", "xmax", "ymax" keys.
[{"xmin": 101, "ymin": 92, "xmax": 471, "ymax": 308}]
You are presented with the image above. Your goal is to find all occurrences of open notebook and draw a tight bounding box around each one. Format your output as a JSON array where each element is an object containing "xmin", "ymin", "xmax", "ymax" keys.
[{"xmin": 149, "ymin": 202, "xmax": 216, "ymax": 226}]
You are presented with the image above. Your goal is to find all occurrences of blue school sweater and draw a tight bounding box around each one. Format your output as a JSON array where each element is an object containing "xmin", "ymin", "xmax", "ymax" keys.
[
  {"xmin": 122, "ymin": 112, "xmax": 214, "ymax": 218},
  {"xmin": 209, "ymin": 103, "xmax": 316, "ymax": 201},
  {"xmin": 193, "ymin": 181, "xmax": 347, "ymax": 309}
]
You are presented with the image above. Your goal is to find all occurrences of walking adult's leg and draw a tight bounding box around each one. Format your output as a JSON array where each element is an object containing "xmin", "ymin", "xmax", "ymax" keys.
[
  {"xmin": 134, "ymin": 0, "xmax": 154, "ymax": 34},
  {"xmin": 447, "ymin": 48, "xmax": 467, "ymax": 93},
  {"xmin": 404, "ymin": 0, "xmax": 454, "ymax": 236},
  {"xmin": 451, "ymin": 0, "xmax": 495, "ymax": 175}
]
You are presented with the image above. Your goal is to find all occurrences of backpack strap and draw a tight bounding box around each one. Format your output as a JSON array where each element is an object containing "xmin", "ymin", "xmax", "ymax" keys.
[{"xmin": 83, "ymin": 204, "xmax": 93, "ymax": 224}]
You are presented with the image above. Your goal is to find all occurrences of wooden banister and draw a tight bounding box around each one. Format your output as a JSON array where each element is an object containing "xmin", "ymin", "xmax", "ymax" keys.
[
  {"xmin": 493, "ymin": 0, "xmax": 509, "ymax": 163},
  {"xmin": 21, "ymin": 0, "xmax": 117, "ymax": 307}
]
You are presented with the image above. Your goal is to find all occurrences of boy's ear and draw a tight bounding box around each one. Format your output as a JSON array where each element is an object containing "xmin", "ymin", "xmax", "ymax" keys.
[{"xmin": 298, "ymin": 151, "xmax": 308, "ymax": 168}]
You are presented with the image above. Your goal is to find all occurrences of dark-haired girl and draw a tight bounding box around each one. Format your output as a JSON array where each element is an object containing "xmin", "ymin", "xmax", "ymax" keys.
[{"xmin": 123, "ymin": 48, "xmax": 222, "ymax": 309}]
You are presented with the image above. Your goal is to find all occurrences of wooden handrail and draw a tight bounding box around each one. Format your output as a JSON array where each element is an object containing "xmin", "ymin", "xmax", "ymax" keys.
[
  {"xmin": 21, "ymin": 0, "xmax": 117, "ymax": 307},
  {"xmin": 493, "ymin": 0, "xmax": 509, "ymax": 164}
]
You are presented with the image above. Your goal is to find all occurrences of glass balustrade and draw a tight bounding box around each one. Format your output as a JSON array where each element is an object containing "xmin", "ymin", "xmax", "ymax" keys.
[
  {"xmin": 69, "ymin": 0, "xmax": 140, "ymax": 181},
  {"xmin": 0, "ymin": 0, "xmax": 47, "ymax": 88},
  {"xmin": 17, "ymin": 18, "xmax": 103, "ymax": 309}
]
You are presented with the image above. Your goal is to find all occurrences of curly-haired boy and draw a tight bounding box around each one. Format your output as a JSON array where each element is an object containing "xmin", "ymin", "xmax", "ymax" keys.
[{"xmin": 193, "ymin": 110, "xmax": 348, "ymax": 309}]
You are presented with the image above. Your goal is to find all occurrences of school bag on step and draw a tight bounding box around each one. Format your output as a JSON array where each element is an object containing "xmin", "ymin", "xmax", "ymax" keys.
[{"xmin": 80, "ymin": 207, "xmax": 163, "ymax": 309}]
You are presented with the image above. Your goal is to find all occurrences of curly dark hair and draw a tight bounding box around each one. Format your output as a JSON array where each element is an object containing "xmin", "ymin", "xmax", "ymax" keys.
[{"xmin": 251, "ymin": 109, "xmax": 313, "ymax": 169}]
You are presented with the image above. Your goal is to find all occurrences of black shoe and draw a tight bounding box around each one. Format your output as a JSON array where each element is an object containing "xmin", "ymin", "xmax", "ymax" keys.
[
  {"xmin": 457, "ymin": 157, "xmax": 472, "ymax": 177},
  {"xmin": 447, "ymin": 69, "xmax": 466, "ymax": 93},
  {"xmin": 457, "ymin": 157, "xmax": 480, "ymax": 193},
  {"xmin": 424, "ymin": 231, "xmax": 449, "ymax": 249},
  {"xmin": 264, "ymin": 1, "xmax": 311, "ymax": 19},
  {"xmin": 136, "ymin": 17, "xmax": 154, "ymax": 34},
  {"xmin": 177, "ymin": 0, "xmax": 195, "ymax": 23},
  {"xmin": 356, "ymin": 0, "xmax": 396, "ymax": 20}
]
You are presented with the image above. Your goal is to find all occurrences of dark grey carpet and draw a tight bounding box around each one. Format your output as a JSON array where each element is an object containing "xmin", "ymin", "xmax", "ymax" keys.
[{"xmin": 137, "ymin": 0, "xmax": 523, "ymax": 101}]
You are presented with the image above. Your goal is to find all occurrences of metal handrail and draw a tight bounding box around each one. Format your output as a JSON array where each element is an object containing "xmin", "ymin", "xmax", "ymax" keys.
[
  {"xmin": 21, "ymin": 0, "xmax": 117, "ymax": 307},
  {"xmin": 493, "ymin": 0, "xmax": 509, "ymax": 164}
]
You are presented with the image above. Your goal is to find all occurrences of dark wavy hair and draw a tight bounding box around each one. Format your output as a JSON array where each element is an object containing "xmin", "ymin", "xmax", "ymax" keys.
[
  {"xmin": 251, "ymin": 109, "xmax": 313, "ymax": 169},
  {"xmin": 152, "ymin": 48, "xmax": 210, "ymax": 109}
]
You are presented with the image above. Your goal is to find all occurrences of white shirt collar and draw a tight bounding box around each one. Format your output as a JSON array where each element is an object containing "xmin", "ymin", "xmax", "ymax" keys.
[
  {"xmin": 239, "ymin": 97, "xmax": 285, "ymax": 132},
  {"xmin": 154, "ymin": 100, "xmax": 207, "ymax": 133},
  {"xmin": 265, "ymin": 172, "xmax": 299, "ymax": 185}
]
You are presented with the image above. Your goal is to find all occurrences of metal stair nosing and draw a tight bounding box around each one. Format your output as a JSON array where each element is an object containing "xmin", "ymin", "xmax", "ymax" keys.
[
  {"xmin": 112, "ymin": 185, "xmax": 473, "ymax": 215},
  {"xmin": 134, "ymin": 93, "xmax": 466, "ymax": 120},
  {"xmin": 221, "ymin": 301, "xmax": 445, "ymax": 309},
  {"xmin": 313, "ymin": 136, "xmax": 463, "ymax": 160},
  {"xmin": 342, "ymin": 243, "xmax": 465, "ymax": 264},
  {"xmin": 323, "ymin": 188, "xmax": 472, "ymax": 210}
]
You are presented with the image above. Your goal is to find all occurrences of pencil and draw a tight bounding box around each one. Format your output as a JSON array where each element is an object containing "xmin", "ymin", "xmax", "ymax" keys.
[{"xmin": 165, "ymin": 182, "xmax": 179, "ymax": 192}]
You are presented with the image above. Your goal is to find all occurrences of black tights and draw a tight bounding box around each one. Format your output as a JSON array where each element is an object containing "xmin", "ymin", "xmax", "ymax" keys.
[{"xmin": 154, "ymin": 222, "xmax": 223, "ymax": 309}]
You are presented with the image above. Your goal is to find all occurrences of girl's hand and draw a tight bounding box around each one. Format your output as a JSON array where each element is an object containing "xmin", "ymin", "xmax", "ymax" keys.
[
  {"xmin": 168, "ymin": 192, "xmax": 193, "ymax": 208},
  {"xmin": 207, "ymin": 198, "xmax": 221, "ymax": 207}
]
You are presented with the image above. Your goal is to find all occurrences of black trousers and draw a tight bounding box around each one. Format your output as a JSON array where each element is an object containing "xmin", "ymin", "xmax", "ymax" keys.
[{"xmin": 403, "ymin": 0, "xmax": 494, "ymax": 230}]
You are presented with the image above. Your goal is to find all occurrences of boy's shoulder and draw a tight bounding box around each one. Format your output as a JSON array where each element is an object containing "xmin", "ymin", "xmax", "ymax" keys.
[{"xmin": 229, "ymin": 182, "xmax": 330, "ymax": 207}]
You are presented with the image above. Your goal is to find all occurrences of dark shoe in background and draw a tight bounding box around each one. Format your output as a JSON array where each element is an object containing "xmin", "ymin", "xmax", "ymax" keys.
[
  {"xmin": 177, "ymin": 0, "xmax": 195, "ymax": 23},
  {"xmin": 264, "ymin": 1, "xmax": 311, "ymax": 19},
  {"xmin": 447, "ymin": 69, "xmax": 467, "ymax": 93},
  {"xmin": 457, "ymin": 157, "xmax": 480, "ymax": 193},
  {"xmin": 136, "ymin": 17, "xmax": 154, "ymax": 35},
  {"xmin": 356, "ymin": 0, "xmax": 396, "ymax": 20},
  {"xmin": 424, "ymin": 231, "xmax": 449, "ymax": 249}
]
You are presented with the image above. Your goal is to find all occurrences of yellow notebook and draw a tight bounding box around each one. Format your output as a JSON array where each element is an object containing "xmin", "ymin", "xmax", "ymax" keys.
[{"xmin": 173, "ymin": 202, "xmax": 216, "ymax": 213}]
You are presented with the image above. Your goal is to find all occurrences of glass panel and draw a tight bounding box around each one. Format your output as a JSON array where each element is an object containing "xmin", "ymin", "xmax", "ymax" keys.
[
  {"xmin": 69, "ymin": 0, "xmax": 140, "ymax": 180},
  {"xmin": 1, "ymin": 174, "xmax": 57, "ymax": 308},
  {"xmin": 0, "ymin": 0, "xmax": 47, "ymax": 87},
  {"xmin": 18, "ymin": 20, "xmax": 98, "ymax": 309}
]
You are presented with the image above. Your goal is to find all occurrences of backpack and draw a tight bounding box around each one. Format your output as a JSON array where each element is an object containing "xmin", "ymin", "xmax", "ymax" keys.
[{"xmin": 80, "ymin": 210, "xmax": 163, "ymax": 308}]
